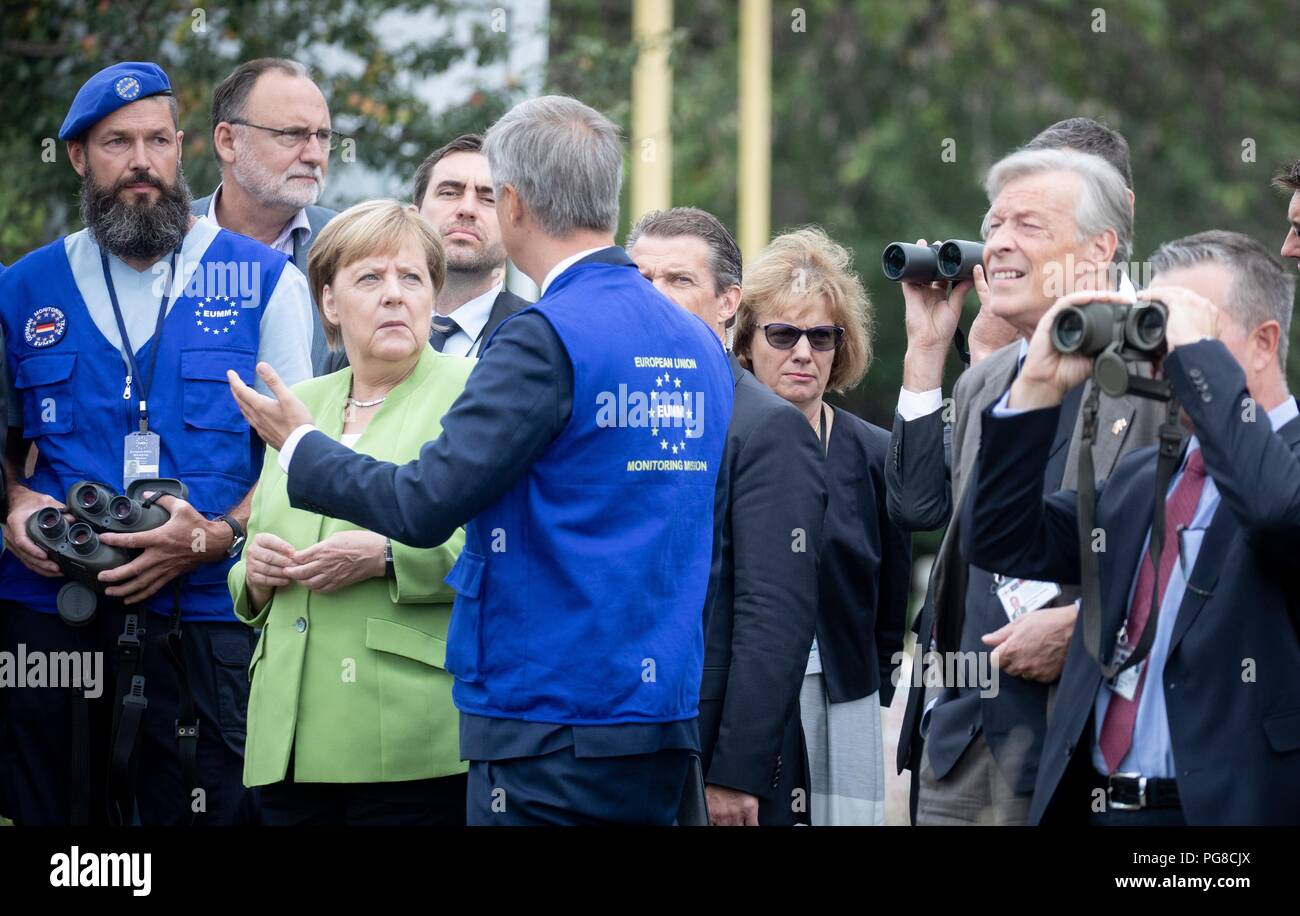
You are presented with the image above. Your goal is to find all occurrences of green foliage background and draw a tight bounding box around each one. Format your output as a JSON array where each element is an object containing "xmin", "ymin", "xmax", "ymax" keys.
[{"xmin": 4, "ymin": 0, "xmax": 1299, "ymax": 438}]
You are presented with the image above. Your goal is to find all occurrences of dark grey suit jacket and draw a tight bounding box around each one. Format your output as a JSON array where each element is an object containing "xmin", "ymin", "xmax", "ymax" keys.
[
  {"xmin": 889, "ymin": 340, "xmax": 1167, "ymax": 799},
  {"xmin": 698, "ymin": 353, "xmax": 826, "ymax": 821},
  {"xmin": 190, "ymin": 194, "xmax": 337, "ymax": 375},
  {"xmin": 323, "ymin": 286, "xmax": 530, "ymax": 375}
]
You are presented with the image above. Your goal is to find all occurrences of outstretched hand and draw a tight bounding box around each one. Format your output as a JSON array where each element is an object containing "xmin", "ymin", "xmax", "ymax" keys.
[{"xmin": 227, "ymin": 363, "xmax": 315, "ymax": 451}]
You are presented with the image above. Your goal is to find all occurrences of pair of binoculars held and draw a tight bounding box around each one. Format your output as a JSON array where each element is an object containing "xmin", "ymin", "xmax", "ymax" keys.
[
  {"xmin": 1049, "ymin": 300, "xmax": 1169, "ymax": 398},
  {"xmin": 26, "ymin": 478, "xmax": 188, "ymax": 627},
  {"xmin": 881, "ymin": 239, "xmax": 985, "ymax": 283}
]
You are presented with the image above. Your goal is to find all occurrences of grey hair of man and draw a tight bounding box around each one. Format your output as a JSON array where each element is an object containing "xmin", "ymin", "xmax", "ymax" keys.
[
  {"xmin": 1150, "ymin": 229, "xmax": 1296, "ymax": 365},
  {"xmin": 981, "ymin": 147, "xmax": 1134, "ymax": 265},
  {"xmin": 482, "ymin": 95, "xmax": 622, "ymax": 236},
  {"xmin": 626, "ymin": 207, "xmax": 743, "ymax": 295}
]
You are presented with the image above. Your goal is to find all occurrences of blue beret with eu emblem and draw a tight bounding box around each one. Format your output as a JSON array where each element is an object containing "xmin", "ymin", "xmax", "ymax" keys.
[{"xmin": 58, "ymin": 62, "xmax": 173, "ymax": 141}]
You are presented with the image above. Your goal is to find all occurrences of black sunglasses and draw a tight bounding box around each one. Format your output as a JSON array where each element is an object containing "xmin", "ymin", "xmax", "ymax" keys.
[{"xmin": 761, "ymin": 323, "xmax": 845, "ymax": 351}]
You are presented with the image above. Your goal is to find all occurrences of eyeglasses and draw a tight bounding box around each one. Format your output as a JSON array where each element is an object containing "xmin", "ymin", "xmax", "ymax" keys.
[
  {"xmin": 229, "ymin": 119, "xmax": 345, "ymax": 151},
  {"xmin": 761, "ymin": 323, "xmax": 845, "ymax": 351}
]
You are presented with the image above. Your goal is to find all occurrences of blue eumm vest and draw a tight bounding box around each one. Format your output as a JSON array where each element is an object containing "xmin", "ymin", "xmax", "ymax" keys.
[
  {"xmin": 443, "ymin": 253, "xmax": 734, "ymax": 725},
  {"xmin": 0, "ymin": 230, "xmax": 287, "ymax": 621}
]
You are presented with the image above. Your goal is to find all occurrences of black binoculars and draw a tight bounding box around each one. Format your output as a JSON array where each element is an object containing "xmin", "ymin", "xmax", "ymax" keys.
[
  {"xmin": 1050, "ymin": 300, "xmax": 1168, "ymax": 398},
  {"xmin": 27, "ymin": 478, "xmax": 188, "ymax": 627},
  {"xmin": 882, "ymin": 239, "xmax": 985, "ymax": 283}
]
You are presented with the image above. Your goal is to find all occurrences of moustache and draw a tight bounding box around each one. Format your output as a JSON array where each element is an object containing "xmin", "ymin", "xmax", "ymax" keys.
[{"xmin": 111, "ymin": 171, "xmax": 166, "ymax": 195}]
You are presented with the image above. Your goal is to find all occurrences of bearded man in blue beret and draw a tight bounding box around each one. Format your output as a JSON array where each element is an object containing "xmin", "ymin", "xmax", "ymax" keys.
[{"xmin": 0, "ymin": 62, "xmax": 315, "ymax": 825}]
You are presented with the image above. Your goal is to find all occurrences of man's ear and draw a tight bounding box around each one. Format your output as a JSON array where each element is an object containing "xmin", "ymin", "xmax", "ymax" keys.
[
  {"xmin": 68, "ymin": 140, "xmax": 87, "ymax": 178},
  {"xmin": 717, "ymin": 285, "xmax": 742, "ymax": 327},
  {"xmin": 1254, "ymin": 319, "xmax": 1283, "ymax": 370},
  {"xmin": 176, "ymin": 128, "xmax": 184, "ymax": 162},
  {"xmin": 212, "ymin": 123, "xmax": 237, "ymax": 167},
  {"xmin": 503, "ymin": 184, "xmax": 525, "ymax": 227}
]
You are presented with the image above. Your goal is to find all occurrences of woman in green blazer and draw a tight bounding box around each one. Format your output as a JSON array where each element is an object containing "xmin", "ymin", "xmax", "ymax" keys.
[{"xmin": 229, "ymin": 200, "xmax": 474, "ymax": 825}]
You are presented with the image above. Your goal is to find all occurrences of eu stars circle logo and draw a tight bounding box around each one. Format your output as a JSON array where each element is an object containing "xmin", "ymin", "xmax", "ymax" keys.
[{"xmin": 114, "ymin": 76, "xmax": 142, "ymax": 101}]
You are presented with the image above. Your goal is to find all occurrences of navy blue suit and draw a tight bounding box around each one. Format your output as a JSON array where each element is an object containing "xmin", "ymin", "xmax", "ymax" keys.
[{"xmin": 963, "ymin": 340, "xmax": 1300, "ymax": 825}]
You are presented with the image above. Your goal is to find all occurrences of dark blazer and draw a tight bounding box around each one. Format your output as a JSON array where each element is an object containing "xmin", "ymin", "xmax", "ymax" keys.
[
  {"xmin": 963, "ymin": 340, "xmax": 1300, "ymax": 825},
  {"xmin": 191, "ymin": 194, "xmax": 337, "ymax": 376},
  {"xmin": 889, "ymin": 342, "xmax": 1165, "ymax": 797},
  {"xmin": 817, "ymin": 407, "xmax": 912, "ymax": 707},
  {"xmin": 323, "ymin": 286, "xmax": 529, "ymax": 375},
  {"xmin": 698, "ymin": 353, "xmax": 826, "ymax": 823}
]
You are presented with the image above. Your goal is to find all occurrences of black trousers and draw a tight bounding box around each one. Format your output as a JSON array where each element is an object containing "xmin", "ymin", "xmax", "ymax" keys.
[
  {"xmin": 0, "ymin": 600, "xmax": 255, "ymax": 826},
  {"xmin": 466, "ymin": 746, "xmax": 691, "ymax": 826},
  {"xmin": 259, "ymin": 770, "xmax": 468, "ymax": 826}
]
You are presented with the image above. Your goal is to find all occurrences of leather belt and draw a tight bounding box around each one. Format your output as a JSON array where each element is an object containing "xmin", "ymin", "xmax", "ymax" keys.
[{"xmin": 1107, "ymin": 772, "xmax": 1181, "ymax": 810}]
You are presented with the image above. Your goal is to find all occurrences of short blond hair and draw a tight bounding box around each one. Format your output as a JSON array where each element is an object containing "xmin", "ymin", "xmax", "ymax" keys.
[
  {"xmin": 306, "ymin": 199, "xmax": 447, "ymax": 349},
  {"xmin": 733, "ymin": 226, "xmax": 873, "ymax": 393}
]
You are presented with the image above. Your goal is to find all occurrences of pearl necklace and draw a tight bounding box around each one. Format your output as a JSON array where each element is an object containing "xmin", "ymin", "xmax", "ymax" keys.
[{"xmin": 345, "ymin": 393, "xmax": 387, "ymax": 408}]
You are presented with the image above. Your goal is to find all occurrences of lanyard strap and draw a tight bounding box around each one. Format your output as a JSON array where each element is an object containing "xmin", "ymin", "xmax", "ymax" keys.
[
  {"xmin": 819, "ymin": 403, "xmax": 829, "ymax": 454},
  {"xmin": 101, "ymin": 246, "xmax": 180, "ymax": 432}
]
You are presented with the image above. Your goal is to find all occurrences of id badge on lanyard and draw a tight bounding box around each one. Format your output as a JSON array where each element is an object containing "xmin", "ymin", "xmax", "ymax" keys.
[
  {"xmin": 101, "ymin": 247, "xmax": 177, "ymax": 487},
  {"xmin": 1106, "ymin": 628, "xmax": 1144, "ymax": 702}
]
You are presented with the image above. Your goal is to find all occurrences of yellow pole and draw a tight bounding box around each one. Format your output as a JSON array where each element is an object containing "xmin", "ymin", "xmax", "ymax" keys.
[
  {"xmin": 738, "ymin": 0, "xmax": 771, "ymax": 263},
  {"xmin": 631, "ymin": 0, "xmax": 674, "ymax": 222}
]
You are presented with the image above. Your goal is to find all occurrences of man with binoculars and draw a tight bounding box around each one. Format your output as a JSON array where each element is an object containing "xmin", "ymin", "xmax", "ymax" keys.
[
  {"xmin": 889, "ymin": 147, "xmax": 1166, "ymax": 825},
  {"xmin": 0, "ymin": 62, "xmax": 314, "ymax": 826},
  {"xmin": 963, "ymin": 230, "xmax": 1300, "ymax": 825}
]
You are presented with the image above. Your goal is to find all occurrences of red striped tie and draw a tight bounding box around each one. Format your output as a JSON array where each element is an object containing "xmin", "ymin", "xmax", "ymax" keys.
[{"xmin": 1098, "ymin": 448, "xmax": 1207, "ymax": 772}]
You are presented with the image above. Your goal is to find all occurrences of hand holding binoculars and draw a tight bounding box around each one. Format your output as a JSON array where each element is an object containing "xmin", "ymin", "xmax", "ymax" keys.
[{"xmin": 26, "ymin": 478, "xmax": 189, "ymax": 626}]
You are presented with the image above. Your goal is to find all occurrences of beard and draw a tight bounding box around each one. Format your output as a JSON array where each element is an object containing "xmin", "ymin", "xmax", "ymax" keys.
[
  {"xmin": 80, "ymin": 161, "xmax": 193, "ymax": 262},
  {"xmin": 231, "ymin": 149, "xmax": 324, "ymax": 211},
  {"xmin": 441, "ymin": 223, "xmax": 507, "ymax": 277}
]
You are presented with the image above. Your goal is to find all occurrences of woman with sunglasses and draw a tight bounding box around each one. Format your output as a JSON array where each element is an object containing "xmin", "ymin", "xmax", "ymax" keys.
[{"xmin": 733, "ymin": 227, "xmax": 912, "ymax": 825}]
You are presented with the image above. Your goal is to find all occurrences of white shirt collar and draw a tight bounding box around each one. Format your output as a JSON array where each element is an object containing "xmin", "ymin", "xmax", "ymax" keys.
[
  {"xmin": 443, "ymin": 282, "xmax": 502, "ymax": 343},
  {"xmin": 204, "ymin": 182, "xmax": 312, "ymax": 255},
  {"xmin": 540, "ymin": 246, "xmax": 609, "ymax": 295},
  {"xmin": 1268, "ymin": 395, "xmax": 1300, "ymax": 431}
]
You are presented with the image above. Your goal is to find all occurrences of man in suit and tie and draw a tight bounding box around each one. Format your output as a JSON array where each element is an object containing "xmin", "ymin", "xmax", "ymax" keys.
[
  {"xmin": 627, "ymin": 207, "xmax": 826, "ymax": 826},
  {"xmin": 325, "ymin": 134, "xmax": 528, "ymax": 372},
  {"xmin": 227, "ymin": 95, "xmax": 734, "ymax": 826},
  {"xmin": 964, "ymin": 230, "xmax": 1300, "ymax": 825},
  {"xmin": 889, "ymin": 147, "xmax": 1167, "ymax": 825},
  {"xmin": 192, "ymin": 58, "xmax": 338, "ymax": 375}
]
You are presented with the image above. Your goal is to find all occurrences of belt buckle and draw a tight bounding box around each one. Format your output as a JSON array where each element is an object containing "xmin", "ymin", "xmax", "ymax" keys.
[{"xmin": 1108, "ymin": 772, "xmax": 1147, "ymax": 810}]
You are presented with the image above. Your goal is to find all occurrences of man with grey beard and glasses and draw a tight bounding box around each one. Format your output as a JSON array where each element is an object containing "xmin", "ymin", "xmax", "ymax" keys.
[
  {"xmin": 194, "ymin": 58, "xmax": 339, "ymax": 375},
  {"xmin": 0, "ymin": 61, "xmax": 313, "ymax": 826}
]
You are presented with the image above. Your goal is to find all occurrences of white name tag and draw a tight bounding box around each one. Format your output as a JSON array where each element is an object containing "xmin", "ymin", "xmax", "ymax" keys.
[
  {"xmin": 995, "ymin": 577, "xmax": 1061, "ymax": 623},
  {"xmin": 1108, "ymin": 661, "xmax": 1144, "ymax": 702}
]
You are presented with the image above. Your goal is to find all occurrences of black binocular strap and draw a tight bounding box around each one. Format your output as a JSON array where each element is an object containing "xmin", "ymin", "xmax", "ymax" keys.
[
  {"xmin": 952, "ymin": 324, "xmax": 971, "ymax": 368},
  {"xmin": 162, "ymin": 581, "xmax": 201, "ymax": 825},
  {"xmin": 1078, "ymin": 384, "xmax": 1184, "ymax": 680},
  {"xmin": 104, "ymin": 581, "xmax": 201, "ymax": 825},
  {"xmin": 107, "ymin": 611, "xmax": 146, "ymax": 826}
]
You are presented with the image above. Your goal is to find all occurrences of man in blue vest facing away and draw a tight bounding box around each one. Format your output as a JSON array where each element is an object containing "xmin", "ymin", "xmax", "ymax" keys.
[
  {"xmin": 0, "ymin": 62, "xmax": 314, "ymax": 825},
  {"xmin": 230, "ymin": 95, "xmax": 734, "ymax": 825}
]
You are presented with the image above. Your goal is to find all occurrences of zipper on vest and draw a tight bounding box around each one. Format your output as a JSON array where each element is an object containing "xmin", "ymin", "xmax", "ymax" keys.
[{"xmin": 122, "ymin": 373, "xmax": 132, "ymax": 400}]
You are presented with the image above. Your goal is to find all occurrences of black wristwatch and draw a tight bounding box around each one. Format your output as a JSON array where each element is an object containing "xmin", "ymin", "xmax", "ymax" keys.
[
  {"xmin": 216, "ymin": 514, "xmax": 246, "ymax": 558},
  {"xmin": 384, "ymin": 539, "xmax": 396, "ymax": 579}
]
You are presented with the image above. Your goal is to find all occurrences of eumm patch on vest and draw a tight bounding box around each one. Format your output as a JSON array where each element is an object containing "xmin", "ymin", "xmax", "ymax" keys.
[
  {"xmin": 595, "ymin": 353, "xmax": 712, "ymax": 473},
  {"xmin": 194, "ymin": 295, "xmax": 240, "ymax": 335},
  {"xmin": 24, "ymin": 306, "xmax": 68, "ymax": 348}
]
